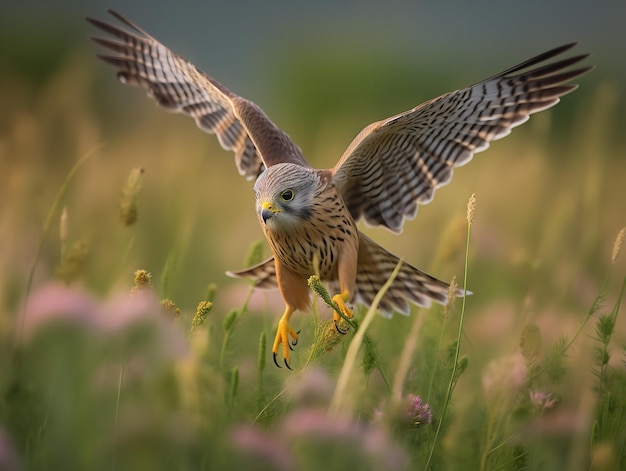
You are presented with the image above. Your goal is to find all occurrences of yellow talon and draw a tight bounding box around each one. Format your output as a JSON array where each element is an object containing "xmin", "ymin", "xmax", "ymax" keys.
[
  {"xmin": 332, "ymin": 292, "xmax": 353, "ymax": 334},
  {"xmin": 272, "ymin": 306, "xmax": 299, "ymax": 369}
]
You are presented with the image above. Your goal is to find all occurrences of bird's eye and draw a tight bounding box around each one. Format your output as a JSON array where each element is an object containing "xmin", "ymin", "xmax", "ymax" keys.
[{"xmin": 280, "ymin": 189, "xmax": 294, "ymax": 201}]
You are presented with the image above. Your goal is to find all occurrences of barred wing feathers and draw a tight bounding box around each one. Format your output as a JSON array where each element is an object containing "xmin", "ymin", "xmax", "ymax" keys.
[
  {"xmin": 322, "ymin": 234, "xmax": 457, "ymax": 317},
  {"xmin": 87, "ymin": 10, "xmax": 307, "ymax": 179},
  {"xmin": 226, "ymin": 257, "xmax": 278, "ymax": 289},
  {"xmin": 333, "ymin": 43, "xmax": 591, "ymax": 232}
]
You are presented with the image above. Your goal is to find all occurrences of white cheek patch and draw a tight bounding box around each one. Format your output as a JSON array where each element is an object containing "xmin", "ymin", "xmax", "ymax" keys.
[{"xmin": 273, "ymin": 212, "xmax": 301, "ymax": 232}]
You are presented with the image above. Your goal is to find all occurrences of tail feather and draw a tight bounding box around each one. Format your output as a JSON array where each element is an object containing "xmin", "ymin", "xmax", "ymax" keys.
[
  {"xmin": 351, "ymin": 233, "xmax": 464, "ymax": 317},
  {"xmin": 226, "ymin": 256, "xmax": 277, "ymax": 289},
  {"xmin": 227, "ymin": 235, "xmax": 466, "ymax": 317}
]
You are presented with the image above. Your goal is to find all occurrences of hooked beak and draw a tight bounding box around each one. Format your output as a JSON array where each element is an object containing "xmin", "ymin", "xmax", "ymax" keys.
[{"xmin": 261, "ymin": 201, "xmax": 280, "ymax": 224}]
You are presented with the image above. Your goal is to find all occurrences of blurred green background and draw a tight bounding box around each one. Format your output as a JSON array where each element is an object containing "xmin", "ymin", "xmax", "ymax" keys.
[{"xmin": 0, "ymin": 1, "xmax": 625, "ymax": 468}]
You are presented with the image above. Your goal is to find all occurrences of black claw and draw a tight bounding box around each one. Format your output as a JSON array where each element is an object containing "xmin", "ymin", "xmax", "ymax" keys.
[
  {"xmin": 289, "ymin": 343, "xmax": 294, "ymax": 351},
  {"xmin": 291, "ymin": 330, "xmax": 301, "ymax": 347},
  {"xmin": 334, "ymin": 320, "xmax": 349, "ymax": 335},
  {"xmin": 284, "ymin": 358, "xmax": 293, "ymax": 370},
  {"xmin": 273, "ymin": 352, "xmax": 281, "ymax": 368}
]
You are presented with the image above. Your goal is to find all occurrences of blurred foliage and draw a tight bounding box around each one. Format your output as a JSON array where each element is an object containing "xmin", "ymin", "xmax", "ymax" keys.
[{"xmin": 0, "ymin": 35, "xmax": 625, "ymax": 470}]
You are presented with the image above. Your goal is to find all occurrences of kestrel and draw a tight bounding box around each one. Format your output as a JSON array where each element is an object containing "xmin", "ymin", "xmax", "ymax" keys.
[{"xmin": 88, "ymin": 10, "xmax": 591, "ymax": 368}]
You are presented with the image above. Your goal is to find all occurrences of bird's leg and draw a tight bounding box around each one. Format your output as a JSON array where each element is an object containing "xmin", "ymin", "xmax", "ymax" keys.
[
  {"xmin": 332, "ymin": 291, "xmax": 353, "ymax": 334},
  {"xmin": 272, "ymin": 305, "xmax": 299, "ymax": 369}
]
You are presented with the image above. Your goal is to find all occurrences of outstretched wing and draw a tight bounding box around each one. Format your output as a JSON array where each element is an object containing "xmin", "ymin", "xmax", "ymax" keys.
[
  {"xmin": 332, "ymin": 44, "xmax": 592, "ymax": 232},
  {"xmin": 87, "ymin": 9, "xmax": 308, "ymax": 179}
]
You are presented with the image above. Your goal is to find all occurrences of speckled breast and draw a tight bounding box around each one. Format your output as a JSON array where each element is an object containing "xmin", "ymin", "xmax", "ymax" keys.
[{"xmin": 265, "ymin": 187, "xmax": 358, "ymax": 282}]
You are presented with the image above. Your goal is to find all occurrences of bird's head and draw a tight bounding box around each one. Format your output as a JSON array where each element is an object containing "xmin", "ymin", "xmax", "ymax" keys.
[{"xmin": 253, "ymin": 163, "xmax": 322, "ymax": 232}]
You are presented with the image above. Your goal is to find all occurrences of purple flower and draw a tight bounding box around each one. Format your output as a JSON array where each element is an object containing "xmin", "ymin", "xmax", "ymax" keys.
[
  {"xmin": 231, "ymin": 407, "xmax": 408, "ymax": 470},
  {"xmin": 19, "ymin": 282, "xmax": 188, "ymax": 357},
  {"xmin": 0, "ymin": 427, "xmax": 20, "ymax": 471},
  {"xmin": 529, "ymin": 390, "xmax": 558, "ymax": 412},
  {"xmin": 19, "ymin": 282, "xmax": 100, "ymax": 341},
  {"xmin": 282, "ymin": 408, "xmax": 407, "ymax": 470},
  {"xmin": 286, "ymin": 368, "xmax": 334, "ymax": 406},
  {"xmin": 404, "ymin": 394, "xmax": 433, "ymax": 428},
  {"xmin": 230, "ymin": 425, "xmax": 294, "ymax": 471}
]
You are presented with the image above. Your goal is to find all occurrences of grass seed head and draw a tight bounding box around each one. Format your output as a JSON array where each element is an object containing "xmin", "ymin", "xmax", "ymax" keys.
[
  {"xmin": 466, "ymin": 193, "xmax": 476, "ymax": 225},
  {"xmin": 161, "ymin": 299, "xmax": 181, "ymax": 318},
  {"xmin": 611, "ymin": 227, "xmax": 625, "ymax": 264},
  {"xmin": 191, "ymin": 300, "xmax": 213, "ymax": 333},
  {"xmin": 131, "ymin": 269, "xmax": 153, "ymax": 294},
  {"xmin": 223, "ymin": 309, "xmax": 238, "ymax": 332},
  {"xmin": 59, "ymin": 205, "xmax": 68, "ymax": 249},
  {"xmin": 257, "ymin": 331, "xmax": 267, "ymax": 372},
  {"xmin": 316, "ymin": 318, "xmax": 347, "ymax": 353},
  {"xmin": 442, "ymin": 276, "xmax": 458, "ymax": 319},
  {"xmin": 245, "ymin": 240, "xmax": 265, "ymax": 268},
  {"xmin": 55, "ymin": 240, "xmax": 89, "ymax": 284},
  {"xmin": 119, "ymin": 167, "xmax": 144, "ymax": 226}
]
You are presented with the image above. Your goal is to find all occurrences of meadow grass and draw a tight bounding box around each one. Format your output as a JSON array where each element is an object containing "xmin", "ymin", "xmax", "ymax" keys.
[{"xmin": 0, "ymin": 56, "xmax": 625, "ymax": 471}]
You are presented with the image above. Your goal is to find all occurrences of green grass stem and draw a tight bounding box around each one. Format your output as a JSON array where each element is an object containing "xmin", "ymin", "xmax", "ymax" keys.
[
  {"xmin": 14, "ymin": 143, "xmax": 105, "ymax": 354},
  {"xmin": 328, "ymin": 260, "xmax": 402, "ymax": 415},
  {"xmin": 425, "ymin": 196, "xmax": 474, "ymax": 469},
  {"xmin": 391, "ymin": 307, "xmax": 426, "ymax": 403}
]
